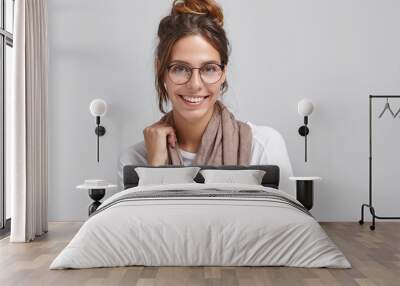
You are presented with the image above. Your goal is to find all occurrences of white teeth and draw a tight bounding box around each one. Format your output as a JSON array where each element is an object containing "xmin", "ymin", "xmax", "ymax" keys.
[{"xmin": 182, "ymin": 96, "xmax": 206, "ymax": 103}]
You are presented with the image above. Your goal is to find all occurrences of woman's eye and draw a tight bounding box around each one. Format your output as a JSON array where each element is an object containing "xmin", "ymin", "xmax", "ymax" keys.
[
  {"xmin": 171, "ymin": 65, "xmax": 190, "ymax": 73},
  {"xmin": 203, "ymin": 64, "xmax": 218, "ymax": 73}
]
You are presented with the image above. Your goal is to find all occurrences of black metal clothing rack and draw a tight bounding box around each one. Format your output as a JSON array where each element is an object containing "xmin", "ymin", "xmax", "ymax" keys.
[{"xmin": 359, "ymin": 95, "xmax": 400, "ymax": 230}]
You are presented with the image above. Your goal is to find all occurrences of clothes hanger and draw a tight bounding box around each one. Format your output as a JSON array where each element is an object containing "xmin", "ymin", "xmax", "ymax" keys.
[
  {"xmin": 393, "ymin": 106, "xmax": 400, "ymax": 118},
  {"xmin": 378, "ymin": 97, "xmax": 395, "ymax": 118}
]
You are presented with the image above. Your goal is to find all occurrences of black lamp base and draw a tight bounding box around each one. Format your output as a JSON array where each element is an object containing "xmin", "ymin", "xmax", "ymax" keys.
[
  {"xmin": 298, "ymin": 126, "xmax": 309, "ymax": 136},
  {"xmin": 95, "ymin": 126, "xmax": 106, "ymax": 136}
]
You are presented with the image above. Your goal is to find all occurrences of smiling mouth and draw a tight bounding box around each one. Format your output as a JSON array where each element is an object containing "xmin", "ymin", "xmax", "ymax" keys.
[{"xmin": 178, "ymin": 94, "xmax": 210, "ymax": 104}]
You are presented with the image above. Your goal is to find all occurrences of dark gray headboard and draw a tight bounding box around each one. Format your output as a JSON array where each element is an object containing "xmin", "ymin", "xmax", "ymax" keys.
[{"xmin": 123, "ymin": 165, "xmax": 280, "ymax": 189}]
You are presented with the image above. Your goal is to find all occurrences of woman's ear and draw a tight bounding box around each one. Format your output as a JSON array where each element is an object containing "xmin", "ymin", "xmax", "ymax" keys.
[
  {"xmin": 220, "ymin": 65, "xmax": 228, "ymax": 91},
  {"xmin": 221, "ymin": 65, "xmax": 228, "ymax": 82}
]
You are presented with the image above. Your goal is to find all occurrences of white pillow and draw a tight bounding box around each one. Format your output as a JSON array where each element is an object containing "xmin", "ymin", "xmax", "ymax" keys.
[
  {"xmin": 135, "ymin": 167, "xmax": 201, "ymax": 186},
  {"xmin": 200, "ymin": 169, "xmax": 266, "ymax": 185}
]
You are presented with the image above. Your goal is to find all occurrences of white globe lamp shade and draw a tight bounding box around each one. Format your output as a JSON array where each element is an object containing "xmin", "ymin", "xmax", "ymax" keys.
[
  {"xmin": 90, "ymin": 99, "xmax": 107, "ymax": 117},
  {"xmin": 298, "ymin": 99, "xmax": 314, "ymax": 116}
]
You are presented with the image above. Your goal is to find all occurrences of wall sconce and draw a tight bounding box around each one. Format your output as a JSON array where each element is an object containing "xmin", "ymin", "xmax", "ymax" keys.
[
  {"xmin": 297, "ymin": 99, "xmax": 314, "ymax": 162},
  {"xmin": 89, "ymin": 99, "xmax": 107, "ymax": 162}
]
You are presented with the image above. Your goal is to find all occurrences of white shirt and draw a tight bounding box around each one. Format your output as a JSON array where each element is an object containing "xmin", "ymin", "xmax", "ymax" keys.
[
  {"xmin": 118, "ymin": 121, "xmax": 295, "ymax": 197},
  {"xmin": 180, "ymin": 149, "xmax": 197, "ymax": 166}
]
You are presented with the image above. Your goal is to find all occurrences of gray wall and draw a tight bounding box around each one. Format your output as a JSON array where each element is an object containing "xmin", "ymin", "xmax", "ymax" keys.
[{"xmin": 48, "ymin": 0, "xmax": 400, "ymax": 221}]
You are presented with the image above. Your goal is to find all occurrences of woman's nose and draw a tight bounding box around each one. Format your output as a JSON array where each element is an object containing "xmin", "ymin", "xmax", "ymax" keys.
[{"xmin": 187, "ymin": 69, "xmax": 203, "ymax": 90}]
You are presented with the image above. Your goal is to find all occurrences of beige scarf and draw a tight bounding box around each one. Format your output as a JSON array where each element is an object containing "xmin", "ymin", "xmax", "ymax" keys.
[{"xmin": 159, "ymin": 100, "xmax": 252, "ymax": 166}]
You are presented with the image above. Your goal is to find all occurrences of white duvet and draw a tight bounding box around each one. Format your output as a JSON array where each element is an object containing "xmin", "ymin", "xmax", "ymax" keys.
[{"xmin": 50, "ymin": 183, "xmax": 351, "ymax": 269}]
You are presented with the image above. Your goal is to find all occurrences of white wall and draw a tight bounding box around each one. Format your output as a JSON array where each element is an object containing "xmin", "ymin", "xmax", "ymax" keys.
[{"xmin": 48, "ymin": 0, "xmax": 400, "ymax": 221}]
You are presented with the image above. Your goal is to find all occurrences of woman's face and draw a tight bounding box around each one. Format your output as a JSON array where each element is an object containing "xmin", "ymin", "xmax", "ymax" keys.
[{"xmin": 164, "ymin": 34, "xmax": 227, "ymax": 122}]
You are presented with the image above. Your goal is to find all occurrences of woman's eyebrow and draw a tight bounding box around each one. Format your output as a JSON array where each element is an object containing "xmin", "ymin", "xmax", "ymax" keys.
[{"xmin": 169, "ymin": 60, "xmax": 220, "ymax": 65}]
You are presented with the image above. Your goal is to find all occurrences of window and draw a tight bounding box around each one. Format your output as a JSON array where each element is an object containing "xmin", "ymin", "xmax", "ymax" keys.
[{"xmin": 0, "ymin": 0, "xmax": 14, "ymax": 234}]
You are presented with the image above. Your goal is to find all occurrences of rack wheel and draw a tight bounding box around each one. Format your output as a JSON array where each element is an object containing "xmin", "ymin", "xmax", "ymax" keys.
[
  {"xmin": 370, "ymin": 225, "xmax": 375, "ymax": 231},
  {"xmin": 358, "ymin": 220, "xmax": 364, "ymax": 225}
]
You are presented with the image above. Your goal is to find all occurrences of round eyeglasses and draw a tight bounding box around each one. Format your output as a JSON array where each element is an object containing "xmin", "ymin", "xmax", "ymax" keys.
[{"xmin": 166, "ymin": 63, "xmax": 225, "ymax": 85}]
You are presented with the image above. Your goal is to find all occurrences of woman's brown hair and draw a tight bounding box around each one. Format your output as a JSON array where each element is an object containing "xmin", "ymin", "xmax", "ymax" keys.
[{"xmin": 155, "ymin": 0, "xmax": 231, "ymax": 113}]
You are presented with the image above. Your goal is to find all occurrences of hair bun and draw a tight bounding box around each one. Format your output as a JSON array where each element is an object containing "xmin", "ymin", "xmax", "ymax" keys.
[{"xmin": 172, "ymin": 0, "xmax": 224, "ymax": 27}]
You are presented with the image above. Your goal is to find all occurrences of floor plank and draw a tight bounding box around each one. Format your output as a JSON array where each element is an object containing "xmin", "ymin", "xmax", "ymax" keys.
[{"xmin": 0, "ymin": 222, "xmax": 399, "ymax": 286}]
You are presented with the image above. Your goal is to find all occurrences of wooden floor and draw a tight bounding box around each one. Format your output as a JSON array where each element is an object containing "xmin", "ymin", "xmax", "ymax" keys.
[{"xmin": 0, "ymin": 222, "xmax": 399, "ymax": 286}]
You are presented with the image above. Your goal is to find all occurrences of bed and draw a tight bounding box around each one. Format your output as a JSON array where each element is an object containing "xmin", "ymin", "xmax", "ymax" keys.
[{"xmin": 49, "ymin": 165, "xmax": 351, "ymax": 269}]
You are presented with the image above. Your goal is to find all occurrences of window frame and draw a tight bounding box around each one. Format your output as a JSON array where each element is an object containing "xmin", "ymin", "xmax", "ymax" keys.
[{"xmin": 0, "ymin": 0, "xmax": 14, "ymax": 232}]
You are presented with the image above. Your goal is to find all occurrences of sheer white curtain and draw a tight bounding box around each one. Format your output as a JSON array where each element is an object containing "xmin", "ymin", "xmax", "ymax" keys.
[{"xmin": 8, "ymin": 0, "xmax": 48, "ymax": 242}]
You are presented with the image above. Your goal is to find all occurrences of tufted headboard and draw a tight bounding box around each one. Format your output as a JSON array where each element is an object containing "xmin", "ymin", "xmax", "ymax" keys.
[{"xmin": 123, "ymin": 165, "xmax": 280, "ymax": 189}]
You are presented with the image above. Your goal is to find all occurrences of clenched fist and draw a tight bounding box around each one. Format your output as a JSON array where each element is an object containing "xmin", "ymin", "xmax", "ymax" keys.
[{"xmin": 143, "ymin": 122, "xmax": 177, "ymax": 166}]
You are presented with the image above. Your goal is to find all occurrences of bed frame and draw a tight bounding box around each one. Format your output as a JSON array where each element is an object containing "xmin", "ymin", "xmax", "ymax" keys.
[{"xmin": 123, "ymin": 165, "xmax": 280, "ymax": 189}]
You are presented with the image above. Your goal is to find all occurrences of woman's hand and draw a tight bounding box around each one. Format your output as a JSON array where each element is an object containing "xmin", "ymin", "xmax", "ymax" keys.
[{"xmin": 143, "ymin": 122, "xmax": 177, "ymax": 166}]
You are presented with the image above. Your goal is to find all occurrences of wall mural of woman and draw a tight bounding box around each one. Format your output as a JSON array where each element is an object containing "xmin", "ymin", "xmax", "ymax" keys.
[{"xmin": 119, "ymin": 0, "xmax": 294, "ymax": 196}]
